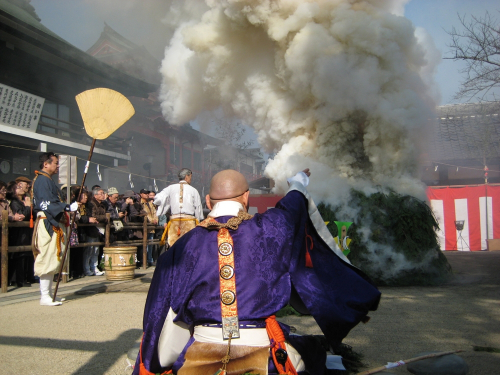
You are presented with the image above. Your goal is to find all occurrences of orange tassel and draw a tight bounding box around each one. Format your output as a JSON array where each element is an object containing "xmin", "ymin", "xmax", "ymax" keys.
[
  {"xmin": 305, "ymin": 250, "xmax": 313, "ymax": 268},
  {"xmin": 265, "ymin": 315, "xmax": 298, "ymax": 375},
  {"xmin": 138, "ymin": 334, "xmax": 173, "ymax": 374},
  {"xmin": 53, "ymin": 226, "xmax": 64, "ymax": 261},
  {"xmin": 29, "ymin": 206, "xmax": 34, "ymax": 228},
  {"xmin": 305, "ymin": 227, "xmax": 313, "ymax": 268}
]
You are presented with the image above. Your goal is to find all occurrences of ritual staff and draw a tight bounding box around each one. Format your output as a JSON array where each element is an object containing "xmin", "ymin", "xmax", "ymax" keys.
[
  {"xmin": 135, "ymin": 169, "xmax": 381, "ymax": 375},
  {"xmin": 32, "ymin": 152, "xmax": 78, "ymax": 306},
  {"xmin": 155, "ymin": 168, "xmax": 204, "ymax": 247}
]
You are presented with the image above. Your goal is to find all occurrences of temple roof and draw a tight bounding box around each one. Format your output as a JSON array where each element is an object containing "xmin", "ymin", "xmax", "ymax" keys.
[
  {"xmin": 429, "ymin": 102, "xmax": 500, "ymax": 166},
  {"xmin": 0, "ymin": 0, "xmax": 158, "ymax": 97},
  {"xmin": 86, "ymin": 23, "xmax": 161, "ymax": 85},
  {"xmin": 0, "ymin": 0, "xmax": 66, "ymax": 42}
]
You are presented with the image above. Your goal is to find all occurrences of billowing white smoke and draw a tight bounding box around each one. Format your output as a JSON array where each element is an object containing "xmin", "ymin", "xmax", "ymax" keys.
[{"xmin": 159, "ymin": 0, "xmax": 440, "ymax": 278}]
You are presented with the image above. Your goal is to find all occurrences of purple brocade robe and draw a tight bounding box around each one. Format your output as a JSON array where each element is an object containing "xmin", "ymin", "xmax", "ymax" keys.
[{"xmin": 134, "ymin": 190, "xmax": 381, "ymax": 374}]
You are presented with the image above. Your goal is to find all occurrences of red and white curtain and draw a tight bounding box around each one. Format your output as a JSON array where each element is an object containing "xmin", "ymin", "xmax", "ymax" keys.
[
  {"xmin": 250, "ymin": 186, "xmax": 500, "ymax": 251},
  {"xmin": 248, "ymin": 195, "xmax": 281, "ymax": 216},
  {"xmin": 427, "ymin": 185, "xmax": 500, "ymax": 251}
]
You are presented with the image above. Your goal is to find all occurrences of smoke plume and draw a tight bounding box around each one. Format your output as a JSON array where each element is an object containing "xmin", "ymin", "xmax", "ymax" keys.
[{"xmin": 159, "ymin": 0, "xmax": 441, "ymax": 278}]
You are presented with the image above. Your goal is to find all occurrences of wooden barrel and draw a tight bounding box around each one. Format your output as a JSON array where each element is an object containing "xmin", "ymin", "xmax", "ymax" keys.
[{"xmin": 103, "ymin": 246, "xmax": 137, "ymax": 281}]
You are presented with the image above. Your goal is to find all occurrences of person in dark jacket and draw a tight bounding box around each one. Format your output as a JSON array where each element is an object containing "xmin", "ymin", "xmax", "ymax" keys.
[
  {"xmin": 121, "ymin": 190, "xmax": 146, "ymax": 266},
  {"xmin": 70, "ymin": 187, "xmax": 96, "ymax": 279},
  {"xmin": 107, "ymin": 187, "xmax": 126, "ymax": 242},
  {"xmin": 0, "ymin": 181, "xmax": 21, "ymax": 222},
  {"xmin": 7, "ymin": 181, "xmax": 33, "ymax": 287},
  {"xmin": 121, "ymin": 190, "xmax": 146, "ymax": 226},
  {"xmin": 83, "ymin": 187, "xmax": 107, "ymax": 276}
]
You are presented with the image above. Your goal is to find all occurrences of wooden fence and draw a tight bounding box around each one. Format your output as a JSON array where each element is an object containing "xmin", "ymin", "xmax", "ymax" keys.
[{"xmin": 0, "ymin": 211, "xmax": 164, "ymax": 293}]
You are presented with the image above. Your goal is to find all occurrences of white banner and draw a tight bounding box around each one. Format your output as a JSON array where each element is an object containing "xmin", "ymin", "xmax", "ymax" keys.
[{"xmin": 0, "ymin": 83, "xmax": 45, "ymax": 132}]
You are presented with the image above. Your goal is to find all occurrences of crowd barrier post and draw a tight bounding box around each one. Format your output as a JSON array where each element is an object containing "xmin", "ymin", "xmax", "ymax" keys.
[
  {"xmin": 105, "ymin": 213, "xmax": 111, "ymax": 248},
  {"xmin": 0, "ymin": 212, "xmax": 162, "ymax": 293},
  {"xmin": 1, "ymin": 211, "xmax": 8, "ymax": 293}
]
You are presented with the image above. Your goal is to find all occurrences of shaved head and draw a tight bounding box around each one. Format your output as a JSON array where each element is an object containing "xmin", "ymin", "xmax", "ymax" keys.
[{"xmin": 209, "ymin": 170, "xmax": 249, "ymax": 200}]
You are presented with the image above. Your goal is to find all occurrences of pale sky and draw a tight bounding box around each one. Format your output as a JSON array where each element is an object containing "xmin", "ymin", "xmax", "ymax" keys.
[{"xmin": 30, "ymin": 0, "xmax": 499, "ymax": 106}]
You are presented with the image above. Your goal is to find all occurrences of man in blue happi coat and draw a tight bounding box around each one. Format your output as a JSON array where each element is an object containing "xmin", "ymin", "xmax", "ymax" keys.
[
  {"xmin": 32, "ymin": 152, "xmax": 78, "ymax": 306},
  {"xmin": 135, "ymin": 169, "xmax": 380, "ymax": 375}
]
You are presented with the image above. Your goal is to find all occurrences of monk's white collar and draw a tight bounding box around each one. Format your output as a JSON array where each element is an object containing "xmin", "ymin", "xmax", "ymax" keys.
[{"xmin": 208, "ymin": 201, "xmax": 245, "ymax": 218}]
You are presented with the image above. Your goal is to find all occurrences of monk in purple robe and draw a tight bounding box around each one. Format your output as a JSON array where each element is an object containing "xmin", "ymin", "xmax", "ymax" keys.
[{"xmin": 134, "ymin": 169, "xmax": 380, "ymax": 375}]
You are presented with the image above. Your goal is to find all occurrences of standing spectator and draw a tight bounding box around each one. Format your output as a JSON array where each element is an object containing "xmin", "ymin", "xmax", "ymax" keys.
[
  {"xmin": 7, "ymin": 181, "xmax": 32, "ymax": 287},
  {"xmin": 6, "ymin": 181, "xmax": 31, "ymax": 243},
  {"xmin": 121, "ymin": 190, "xmax": 146, "ymax": 241},
  {"xmin": 107, "ymin": 187, "xmax": 125, "ymax": 241},
  {"xmin": 70, "ymin": 187, "xmax": 97, "ymax": 279},
  {"xmin": 0, "ymin": 180, "xmax": 26, "ymax": 287},
  {"xmin": 0, "ymin": 181, "xmax": 20, "ymax": 222},
  {"xmin": 140, "ymin": 189, "xmax": 157, "ymax": 266},
  {"xmin": 155, "ymin": 168, "xmax": 204, "ymax": 247},
  {"xmin": 84, "ymin": 187, "xmax": 107, "ymax": 276},
  {"xmin": 107, "ymin": 187, "xmax": 123, "ymax": 219},
  {"xmin": 0, "ymin": 181, "xmax": 20, "ymax": 288},
  {"xmin": 148, "ymin": 191, "xmax": 157, "ymax": 201},
  {"xmin": 15, "ymin": 176, "xmax": 31, "ymax": 203}
]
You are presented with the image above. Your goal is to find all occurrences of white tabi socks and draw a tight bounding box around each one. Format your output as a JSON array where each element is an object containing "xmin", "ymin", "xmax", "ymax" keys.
[
  {"xmin": 49, "ymin": 277, "xmax": 66, "ymax": 302},
  {"xmin": 39, "ymin": 274, "xmax": 62, "ymax": 306}
]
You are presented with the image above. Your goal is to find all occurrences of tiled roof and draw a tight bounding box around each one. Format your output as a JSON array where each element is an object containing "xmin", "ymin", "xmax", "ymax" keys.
[
  {"xmin": 429, "ymin": 102, "xmax": 500, "ymax": 165},
  {"xmin": 0, "ymin": 0, "xmax": 69, "ymax": 44}
]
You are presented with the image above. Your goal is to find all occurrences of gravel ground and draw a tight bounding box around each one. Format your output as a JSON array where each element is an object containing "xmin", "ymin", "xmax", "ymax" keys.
[{"xmin": 1, "ymin": 252, "xmax": 499, "ymax": 375}]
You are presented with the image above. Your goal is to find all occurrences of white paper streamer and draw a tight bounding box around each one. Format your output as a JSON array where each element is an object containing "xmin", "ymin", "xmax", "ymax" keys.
[
  {"xmin": 129, "ymin": 174, "xmax": 134, "ymax": 188},
  {"xmin": 97, "ymin": 164, "xmax": 102, "ymax": 181},
  {"xmin": 385, "ymin": 360, "xmax": 406, "ymax": 369},
  {"xmin": 84, "ymin": 160, "xmax": 90, "ymax": 174},
  {"xmin": 153, "ymin": 178, "xmax": 158, "ymax": 192}
]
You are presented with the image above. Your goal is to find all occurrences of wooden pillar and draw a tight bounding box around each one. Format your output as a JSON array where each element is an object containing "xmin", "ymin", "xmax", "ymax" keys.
[
  {"xmin": 1, "ymin": 211, "xmax": 8, "ymax": 293},
  {"xmin": 142, "ymin": 216, "xmax": 147, "ymax": 270},
  {"xmin": 105, "ymin": 213, "xmax": 111, "ymax": 248}
]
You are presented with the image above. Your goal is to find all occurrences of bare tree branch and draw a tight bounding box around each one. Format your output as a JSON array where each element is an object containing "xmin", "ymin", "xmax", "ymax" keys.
[{"xmin": 445, "ymin": 11, "xmax": 500, "ymax": 100}]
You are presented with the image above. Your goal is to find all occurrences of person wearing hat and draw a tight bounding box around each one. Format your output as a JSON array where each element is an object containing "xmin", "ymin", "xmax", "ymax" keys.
[
  {"xmin": 155, "ymin": 168, "xmax": 204, "ymax": 247},
  {"xmin": 106, "ymin": 187, "xmax": 124, "ymax": 219},
  {"xmin": 106, "ymin": 187, "xmax": 126, "ymax": 242},
  {"xmin": 15, "ymin": 176, "xmax": 31, "ymax": 201},
  {"xmin": 139, "ymin": 189, "xmax": 157, "ymax": 266}
]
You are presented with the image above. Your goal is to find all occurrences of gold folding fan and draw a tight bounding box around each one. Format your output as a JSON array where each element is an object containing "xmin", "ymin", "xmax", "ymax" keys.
[{"xmin": 75, "ymin": 88, "xmax": 135, "ymax": 139}]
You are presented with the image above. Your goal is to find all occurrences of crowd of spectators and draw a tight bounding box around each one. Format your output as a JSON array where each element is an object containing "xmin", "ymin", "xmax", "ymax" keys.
[
  {"xmin": 0, "ymin": 179, "xmax": 163, "ymax": 287},
  {"xmin": 0, "ymin": 177, "xmax": 34, "ymax": 287}
]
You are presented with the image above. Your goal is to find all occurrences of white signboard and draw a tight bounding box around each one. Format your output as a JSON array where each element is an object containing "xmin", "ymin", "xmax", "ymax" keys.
[
  {"xmin": 0, "ymin": 83, "xmax": 45, "ymax": 132},
  {"xmin": 58, "ymin": 155, "xmax": 77, "ymax": 185}
]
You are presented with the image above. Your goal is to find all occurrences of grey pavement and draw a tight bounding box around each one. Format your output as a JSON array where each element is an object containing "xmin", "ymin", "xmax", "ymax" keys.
[
  {"xmin": 0, "ymin": 267, "xmax": 156, "ymax": 307},
  {"xmin": 0, "ymin": 252, "xmax": 500, "ymax": 375}
]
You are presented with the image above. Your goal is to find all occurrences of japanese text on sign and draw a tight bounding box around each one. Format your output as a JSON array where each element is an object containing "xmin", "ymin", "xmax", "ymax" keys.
[{"xmin": 0, "ymin": 83, "xmax": 45, "ymax": 132}]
